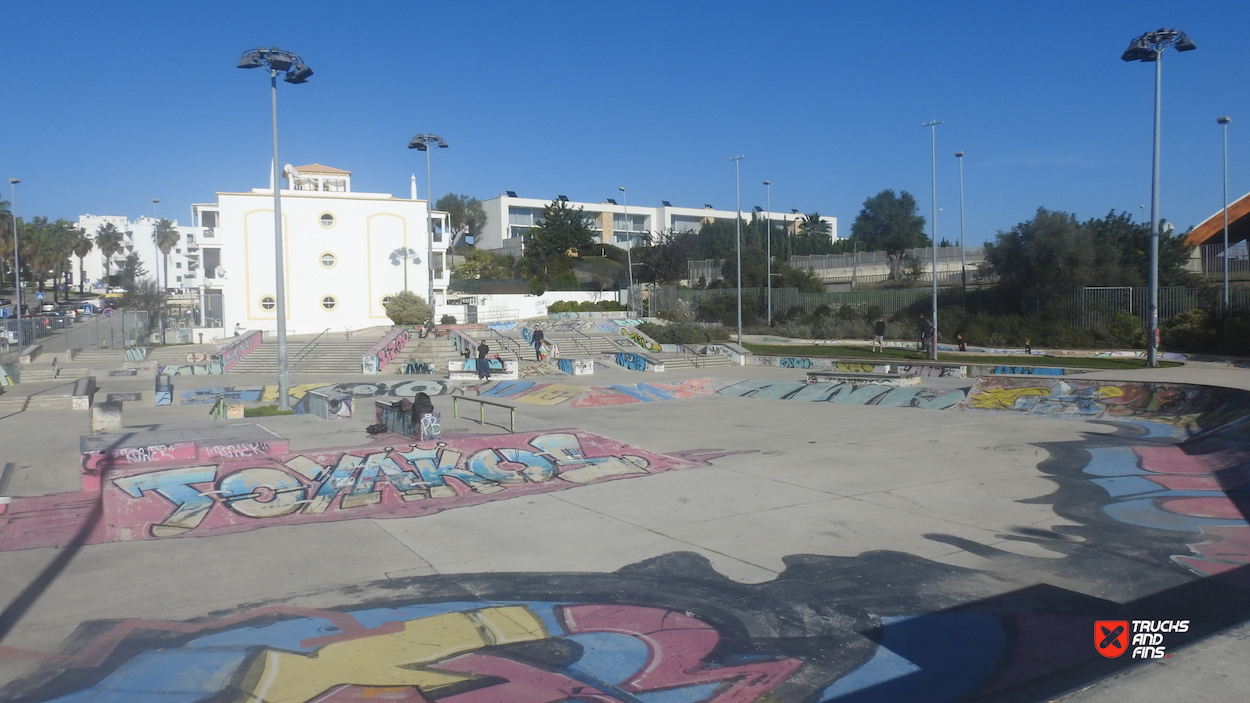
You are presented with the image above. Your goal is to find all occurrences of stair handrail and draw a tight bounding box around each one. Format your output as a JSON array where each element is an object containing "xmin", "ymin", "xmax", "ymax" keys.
[
  {"xmin": 291, "ymin": 328, "xmax": 331, "ymax": 368},
  {"xmin": 487, "ymin": 328, "xmax": 527, "ymax": 358}
]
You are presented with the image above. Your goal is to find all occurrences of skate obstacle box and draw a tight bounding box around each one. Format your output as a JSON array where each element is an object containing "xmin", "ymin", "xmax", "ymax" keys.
[
  {"xmin": 155, "ymin": 373, "xmax": 172, "ymax": 406},
  {"xmin": 805, "ymin": 371, "xmax": 921, "ymax": 386}
]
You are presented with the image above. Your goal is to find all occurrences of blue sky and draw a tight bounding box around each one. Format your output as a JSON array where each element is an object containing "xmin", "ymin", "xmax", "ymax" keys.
[{"xmin": 3, "ymin": 1, "xmax": 1248, "ymax": 245}]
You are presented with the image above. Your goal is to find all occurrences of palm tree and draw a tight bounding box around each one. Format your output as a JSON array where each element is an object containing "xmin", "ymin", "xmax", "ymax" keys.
[
  {"xmin": 152, "ymin": 219, "xmax": 180, "ymax": 291},
  {"xmin": 795, "ymin": 213, "xmax": 833, "ymax": 256},
  {"xmin": 95, "ymin": 222, "xmax": 125, "ymax": 286},
  {"xmin": 72, "ymin": 228, "xmax": 93, "ymax": 293}
]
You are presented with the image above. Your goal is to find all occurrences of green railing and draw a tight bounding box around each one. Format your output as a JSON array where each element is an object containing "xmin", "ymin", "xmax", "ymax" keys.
[{"xmin": 452, "ymin": 396, "xmax": 516, "ymax": 433}]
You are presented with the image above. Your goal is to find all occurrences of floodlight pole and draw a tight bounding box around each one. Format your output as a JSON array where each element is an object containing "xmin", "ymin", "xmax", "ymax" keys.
[
  {"xmin": 731, "ymin": 155, "xmax": 745, "ymax": 344},
  {"xmin": 923, "ymin": 120, "xmax": 943, "ymax": 360},
  {"xmin": 620, "ymin": 187, "xmax": 633, "ymax": 316},
  {"xmin": 1122, "ymin": 29, "xmax": 1196, "ymax": 368},
  {"xmin": 1219, "ymin": 116, "xmax": 1231, "ymax": 312},
  {"xmin": 764, "ymin": 180, "xmax": 772, "ymax": 325},
  {"xmin": 407, "ymin": 134, "xmax": 448, "ymax": 323},
  {"xmin": 239, "ymin": 47, "xmax": 313, "ymax": 410},
  {"xmin": 9, "ymin": 179, "xmax": 21, "ymax": 352},
  {"xmin": 955, "ymin": 151, "xmax": 966, "ymax": 309}
]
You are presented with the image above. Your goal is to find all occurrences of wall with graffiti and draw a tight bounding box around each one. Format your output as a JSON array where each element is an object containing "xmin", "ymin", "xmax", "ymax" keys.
[
  {"xmin": 0, "ymin": 362, "xmax": 17, "ymax": 386},
  {"xmin": 460, "ymin": 377, "xmax": 719, "ymax": 408},
  {"xmin": 218, "ymin": 329, "xmax": 262, "ymax": 371},
  {"xmin": 618, "ymin": 325, "xmax": 662, "ymax": 352},
  {"xmin": 705, "ymin": 342, "xmax": 751, "ymax": 365},
  {"xmin": 362, "ymin": 326, "xmax": 411, "ymax": 374},
  {"xmin": 752, "ymin": 356, "xmax": 890, "ymax": 373},
  {"xmin": 895, "ymin": 363, "xmax": 967, "ymax": 378}
]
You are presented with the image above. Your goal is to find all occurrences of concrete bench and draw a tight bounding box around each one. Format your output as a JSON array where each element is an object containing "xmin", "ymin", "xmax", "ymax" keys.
[
  {"xmin": 71, "ymin": 376, "xmax": 97, "ymax": 410},
  {"xmin": 448, "ymin": 359, "xmax": 519, "ymax": 381},
  {"xmin": 806, "ymin": 371, "xmax": 921, "ymax": 386}
]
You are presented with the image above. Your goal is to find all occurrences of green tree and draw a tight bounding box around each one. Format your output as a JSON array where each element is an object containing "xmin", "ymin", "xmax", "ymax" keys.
[
  {"xmin": 522, "ymin": 199, "xmax": 595, "ymax": 274},
  {"xmin": 719, "ymin": 246, "xmax": 824, "ymax": 292},
  {"xmin": 636, "ymin": 228, "xmax": 697, "ymax": 284},
  {"xmin": 95, "ymin": 222, "xmax": 125, "ymax": 284},
  {"xmin": 983, "ymin": 208, "xmax": 1095, "ymax": 295},
  {"xmin": 0, "ymin": 200, "xmax": 11, "ymax": 289},
  {"xmin": 119, "ymin": 277, "xmax": 165, "ymax": 332},
  {"xmin": 118, "ymin": 253, "xmax": 148, "ymax": 289},
  {"xmin": 452, "ymin": 248, "xmax": 517, "ymax": 280},
  {"xmin": 152, "ymin": 219, "xmax": 180, "ymax": 290},
  {"xmin": 793, "ymin": 213, "xmax": 836, "ymax": 255},
  {"xmin": 384, "ymin": 290, "xmax": 433, "ymax": 325},
  {"xmin": 435, "ymin": 194, "xmax": 488, "ymax": 246},
  {"xmin": 849, "ymin": 190, "xmax": 928, "ymax": 277},
  {"xmin": 1083, "ymin": 210, "xmax": 1196, "ymax": 287},
  {"xmin": 72, "ymin": 227, "xmax": 93, "ymax": 293}
]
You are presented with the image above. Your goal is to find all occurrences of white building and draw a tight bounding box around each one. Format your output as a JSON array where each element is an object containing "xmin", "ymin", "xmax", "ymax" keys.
[
  {"xmin": 75, "ymin": 214, "xmax": 201, "ymax": 292},
  {"xmin": 478, "ymin": 192, "xmax": 837, "ymax": 255},
  {"xmin": 188, "ymin": 164, "xmax": 451, "ymax": 336}
]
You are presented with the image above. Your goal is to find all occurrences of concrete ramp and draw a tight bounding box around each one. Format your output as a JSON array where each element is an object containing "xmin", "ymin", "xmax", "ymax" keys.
[{"xmin": 959, "ymin": 376, "xmax": 1250, "ymax": 435}]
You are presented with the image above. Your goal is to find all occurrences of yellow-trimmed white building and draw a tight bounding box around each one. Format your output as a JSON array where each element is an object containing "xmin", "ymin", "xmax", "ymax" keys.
[{"xmin": 193, "ymin": 164, "xmax": 450, "ymax": 336}]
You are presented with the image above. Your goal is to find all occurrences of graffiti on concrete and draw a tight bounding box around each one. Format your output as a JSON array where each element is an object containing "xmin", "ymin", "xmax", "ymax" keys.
[
  {"xmin": 6, "ymin": 548, "xmax": 1227, "ymax": 703},
  {"xmin": 517, "ymin": 362, "xmax": 564, "ymax": 378},
  {"xmin": 0, "ymin": 362, "xmax": 18, "ymax": 386},
  {"xmin": 615, "ymin": 351, "xmax": 647, "ymax": 371},
  {"xmin": 0, "ymin": 431, "xmax": 694, "ymax": 550},
  {"xmin": 897, "ymin": 364, "xmax": 965, "ymax": 378},
  {"xmin": 455, "ymin": 378, "xmax": 719, "ymax": 409},
  {"xmin": 960, "ymin": 378, "xmax": 1224, "ymax": 428},
  {"xmin": 124, "ymin": 347, "xmax": 147, "ymax": 361},
  {"xmin": 363, "ymin": 327, "xmax": 411, "ymax": 374},
  {"xmin": 557, "ymin": 357, "xmax": 593, "ymax": 374},
  {"xmin": 107, "ymin": 369, "xmax": 138, "ymax": 377},
  {"xmin": 160, "ymin": 358, "xmax": 224, "ymax": 376},
  {"xmin": 990, "ymin": 365, "xmax": 1068, "ymax": 376},
  {"xmin": 218, "ymin": 329, "xmax": 261, "ymax": 371},
  {"xmin": 104, "ymin": 392, "xmax": 142, "ymax": 403},
  {"xmin": 717, "ymin": 379, "xmax": 968, "ymax": 409},
  {"xmin": 620, "ymin": 326, "xmax": 662, "ymax": 352},
  {"xmin": 403, "ymin": 361, "xmax": 434, "ymax": 374},
  {"xmin": 752, "ymin": 356, "xmax": 886, "ymax": 373}
]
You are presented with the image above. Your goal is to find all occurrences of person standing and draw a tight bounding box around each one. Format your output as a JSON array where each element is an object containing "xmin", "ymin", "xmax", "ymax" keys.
[
  {"xmin": 957, "ymin": 333, "xmax": 967, "ymax": 352},
  {"xmin": 234, "ymin": 322, "xmax": 242, "ymax": 338},
  {"xmin": 531, "ymin": 328, "xmax": 545, "ymax": 361},
  {"xmin": 917, "ymin": 315, "xmax": 932, "ymax": 355},
  {"xmin": 872, "ymin": 317, "xmax": 886, "ymax": 353},
  {"xmin": 476, "ymin": 340, "xmax": 491, "ymax": 380}
]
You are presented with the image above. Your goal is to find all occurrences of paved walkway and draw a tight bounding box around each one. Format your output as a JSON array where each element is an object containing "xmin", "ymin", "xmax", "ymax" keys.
[{"xmin": 0, "ymin": 358, "xmax": 1248, "ymax": 702}]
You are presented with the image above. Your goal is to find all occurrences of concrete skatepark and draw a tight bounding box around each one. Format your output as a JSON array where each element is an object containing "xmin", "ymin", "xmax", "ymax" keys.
[{"xmin": 1, "ymin": 329, "xmax": 1250, "ymax": 702}]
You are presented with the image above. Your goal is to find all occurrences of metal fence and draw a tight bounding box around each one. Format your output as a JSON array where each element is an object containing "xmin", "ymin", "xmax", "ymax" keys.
[
  {"xmin": 688, "ymin": 246, "xmax": 986, "ymax": 285},
  {"xmin": 651, "ymin": 284, "xmax": 1250, "ymax": 331}
]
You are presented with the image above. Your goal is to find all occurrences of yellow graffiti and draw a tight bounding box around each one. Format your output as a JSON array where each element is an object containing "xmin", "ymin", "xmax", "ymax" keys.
[
  {"xmin": 968, "ymin": 386, "xmax": 1051, "ymax": 410},
  {"xmin": 621, "ymin": 328, "xmax": 661, "ymax": 352},
  {"xmin": 261, "ymin": 382, "xmax": 332, "ymax": 403},
  {"xmin": 512, "ymin": 383, "xmax": 584, "ymax": 406},
  {"xmin": 244, "ymin": 606, "xmax": 548, "ymax": 703},
  {"xmin": 833, "ymin": 363, "xmax": 874, "ymax": 373}
]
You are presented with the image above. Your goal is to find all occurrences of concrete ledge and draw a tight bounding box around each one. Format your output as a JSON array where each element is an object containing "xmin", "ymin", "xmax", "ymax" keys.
[
  {"xmin": 602, "ymin": 350, "xmax": 665, "ymax": 372},
  {"xmin": 449, "ymin": 359, "xmax": 519, "ymax": 381},
  {"xmin": 19, "ymin": 344, "xmax": 41, "ymax": 364},
  {"xmin": 807, "ymin": 372, "xmax": 921, "ymax": 386},
  {"xmin": 71, "ymin": 376, "xmax": 97, "ymax": 411}
]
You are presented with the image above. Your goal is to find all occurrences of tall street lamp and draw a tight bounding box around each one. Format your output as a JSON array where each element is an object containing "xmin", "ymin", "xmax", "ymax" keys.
[
  {"xmin": 764, "ymin": 179, "xmax": 772, "ymax": 325},
  {"xmin": 238, "ymin": 46, "xmax": 314, "ymax": 411},
  {"xmin": 9, "ymin": 178, "xmax": 21, "ymax": 352},
  {"xmin": 1121, "ymin": 28, "xmax": 1196, "ymax": 367},
  {"xmin": 619, "ymin": 187, "xmax": 634, "ymax": 315},
  {"xmin": 955, "ymin": 151, "xmax": 967, "ymax": 309},
  {"xmin": 151, "ymin": 198, "xmax": 161, "ymax": 290},
  {"xmin": 731, "ymin": 155, "xmax": 745, "ymax": 344},
  {"xmin": 922, "ymin": 120, "xmax": 943, "ymax": 361},
  {"xmin": 1218, "ymin": 116, "xmax": 1231, "ymax": 312},
  {"xmin": 408, "ymin": 134, "xmax": 448, "ymax": 322}
]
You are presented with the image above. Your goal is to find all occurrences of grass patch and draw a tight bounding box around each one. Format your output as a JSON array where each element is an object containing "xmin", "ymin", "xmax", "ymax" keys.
[
  {"xmin": 244, "ymin": 405, "xmax": 295, "ymax": 417},
  {"xmin": 743, "ymin": 344, "xmax": 1183, "ymax": 370}
]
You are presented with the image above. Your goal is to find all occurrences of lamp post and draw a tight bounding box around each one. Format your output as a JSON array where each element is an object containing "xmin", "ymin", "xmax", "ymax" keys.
[
  {"xmin": 620, "ymin": 187, "xmax": 633, "ymax": 315},
  {"xmin": 922, "ymin": 120, "xmax": 943, "ymax": 360},
  {"xmin": 1121, "ymin": 29, "xmax": 1196, "ymax": 368},
  {"xmin": 238, "ymin": 46, "xmax": 314, "ymax": 411},
  {"xmin": 731, "ymin": 155, "xmax": 745, "ymax": 344},
  {"xmin": 1219, "ymin": 116, "xmax": 1232, "ymax": 312},
  {"xmin": 407, "ymin": 134, "xmax": 448, "ymax": 322},
  {"xmin": 9, "ymin": 179, "xmax": 21, "ymax": 352},
  {"xmin": 955, "ymin": 151, "xmax": 967, "ymax": 309},
  {"xmin": 764, "ymin": 180, "xmax": 772, "ymax": 325},
  {"xmin": 151, "ymin": 198, "xmax": 161, "ymax": 290}
]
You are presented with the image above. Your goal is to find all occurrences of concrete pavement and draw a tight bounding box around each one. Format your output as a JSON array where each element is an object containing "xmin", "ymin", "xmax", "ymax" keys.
[{"xmin": 1, "ymin": 354, "xmax": 1249, "ymax": 701}]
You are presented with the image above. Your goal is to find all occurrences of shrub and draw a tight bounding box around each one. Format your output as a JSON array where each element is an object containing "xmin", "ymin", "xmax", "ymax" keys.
[
  {"xmin": 548, "ymin": 270, "xmax": 579, "ymax": 291},
  {"xmin": 1161, "ymin": 309, "xmax": 1218, "ymax": 352},
  {"xmin": 440, "ymin": 314, "xmax": 457, "ymax": 325},
  {"xmin": 384, "ymin": 291, "xmax": 432, "ymax": 326},
  {"xmin": 638, "ymin": 321, "xmax": 731, "ymax": 345},
  {"xmin": 527, "ymin": 276, "xmax": 547, "ymax": 296}
]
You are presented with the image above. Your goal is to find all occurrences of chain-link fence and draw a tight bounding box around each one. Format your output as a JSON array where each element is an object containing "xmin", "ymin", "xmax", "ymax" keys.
[{"xmin": 650, "ymin": 284, "xmax": 1250, "ymax": 331}]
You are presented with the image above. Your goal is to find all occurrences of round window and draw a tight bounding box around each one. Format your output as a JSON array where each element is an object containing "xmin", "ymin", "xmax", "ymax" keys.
[
  {"xmin": 320, "ymin": 252, "xmax": 337, "ymax": 268},
  {"xmin": 260, "ymin": 295, "xmax": 276, "ymax": 311},
  {"xmin": 319, "ymin": 212, "xmax": 335, "ymax": 228},
  {"xmin": 321, "ymin": 295, "xmax": 337, "ymax": 311},
  {"xmin": 381, "ymin": 295, "xmax": 393, "ymax": 307}
]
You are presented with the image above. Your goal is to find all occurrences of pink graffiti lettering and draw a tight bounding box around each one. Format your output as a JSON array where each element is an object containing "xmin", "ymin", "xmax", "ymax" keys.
[{"xmin": 204, "ymin": 442, "xmax": 271, "ymax": 460}]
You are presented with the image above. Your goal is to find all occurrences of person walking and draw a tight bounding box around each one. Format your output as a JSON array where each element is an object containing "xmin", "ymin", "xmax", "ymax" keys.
[
  {"xmin": 872, "ymin": 317, "xmax": 886, "ymax": 353},
  {"xmin": 917, "ymin": 315, "xmax": 932, "ymax": 355},
  {"xmin": 476, "ymin": 340, "xmax": 492, "ymax": 380},
  {"xmin": 531, "ymin": 328, "xmax": 545, "ymax": 361}
]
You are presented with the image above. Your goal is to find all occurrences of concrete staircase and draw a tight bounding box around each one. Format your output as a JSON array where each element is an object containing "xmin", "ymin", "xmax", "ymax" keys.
[
  {"xmin": 71, "ymin": 349, "xmax": 126, "ymax": 365},
  {"xmin": 0, "ymin": 392, "xmax": 74, "ymax": 412},
  {"xmin": 651, "ymin": 352, "xmax": 734, "ymax": 370},
  {"xmin": 391, "ymin": 338, "xmax": 463, "ymax": 374},
  {"xmin": 228, "ymin": 337, "xmax": 383, "ymax": 375}
]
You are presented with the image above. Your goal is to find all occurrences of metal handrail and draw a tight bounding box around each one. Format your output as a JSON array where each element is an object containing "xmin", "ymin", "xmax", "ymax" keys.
[
  {"xmin": 488, "ymin": 328, "xmax": 527, "ymax": 358},
  {"xmin": 291, "ymin": 328, "xmax": 331, "ymax": 367},
  {"xmin": 452, "ymin": 395, "xmax": 516, "ymax": 432}
]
